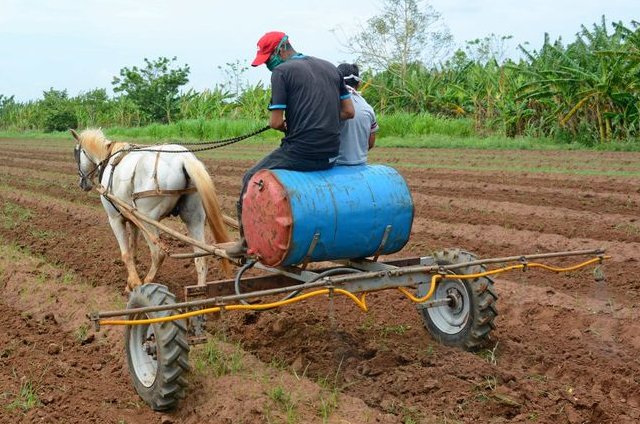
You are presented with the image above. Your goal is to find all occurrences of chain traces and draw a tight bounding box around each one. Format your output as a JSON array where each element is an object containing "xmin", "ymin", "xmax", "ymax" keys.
[
  {"xmin": 97, "ymin": 125, "xmax": 271, "ymax": 170},
  {"xmin": 124, "ymin": 125, "xmax": 271, "ymax": 154}
]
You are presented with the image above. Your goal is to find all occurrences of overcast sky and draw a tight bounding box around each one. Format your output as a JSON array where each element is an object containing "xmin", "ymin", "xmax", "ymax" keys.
[{"xmin": 0, "ymin": 0, "xmax": 636, "ymax": 101}]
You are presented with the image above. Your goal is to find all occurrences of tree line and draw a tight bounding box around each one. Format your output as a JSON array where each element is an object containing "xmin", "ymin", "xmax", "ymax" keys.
[{"xmin": 0, "ymin": 1, "xmax": 638, "ymax": 145}]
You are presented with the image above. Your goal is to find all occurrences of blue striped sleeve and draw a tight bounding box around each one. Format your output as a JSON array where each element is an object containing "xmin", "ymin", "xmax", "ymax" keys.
[
  {"xmin": 340, "ymin": 93, "xmax": 352, "ymax": 100},
  {"xmin": 268, "ymin": 104, "xmax": 287, "ymax": 110}
]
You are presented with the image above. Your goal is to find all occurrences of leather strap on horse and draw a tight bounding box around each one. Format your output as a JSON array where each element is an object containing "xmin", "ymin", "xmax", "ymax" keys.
[
  {"xmin": 132, "ymin": 186, "xmax": 197, "ymax": 201},
  {"xmin": 130, "ymin": 149, "xmax": 198, "ymax": 201}
]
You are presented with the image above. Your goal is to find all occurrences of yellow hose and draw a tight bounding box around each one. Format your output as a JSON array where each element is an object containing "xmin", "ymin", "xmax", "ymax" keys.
[
  {"xmin": 98, "ymin": 256, "xmax": 608, "ymax": 327},
  {"xmin": 397, "ymin": 256, "xmax": 608, "ymax": 303},
  {"xmin": 100, "ymin": 288, "xmax": 368, "ymax": 326}
]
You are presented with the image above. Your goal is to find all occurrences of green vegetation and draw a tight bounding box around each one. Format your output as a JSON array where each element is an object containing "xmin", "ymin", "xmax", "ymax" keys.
[
  {"xmin": 477, "ymin": 342, "xmax": 499, "ymax": 366},
  {"xmin": 380, "ymin": 324, "xmax": 411, "ymax": 337},
  {"xmin": 1, "ymin": 203, "xmax": 32, "ymax": 230},
  {"xmin": 112, "ymin": 57, "xmax": 190, "ymax": 124},
  {"xmin": 74, "ymin": 324, "xmax": 89, "ymax": 344},
  {"xmin": 267, "ymin": 386, "xmax": 298, "ymax": 423},
  {"xmin": 5, "ymin": 379, "xmax": 40, "ymax": 412},
  {"xmin": 316, "ymin": 377, "xmax": 340, "ymax": 423},
  {"xmin": 0, "ymin": 3, "xmax": 638, "ymax": 148},
  {"xmin": 192, "ymin": 337, "xmax": 244, "ymax": 376}
]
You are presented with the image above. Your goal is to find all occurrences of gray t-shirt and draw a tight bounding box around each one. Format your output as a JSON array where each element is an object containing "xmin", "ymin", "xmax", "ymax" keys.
[{"xmin": 336, "ymin": 89, "xmax": 378, "ymax": 165}]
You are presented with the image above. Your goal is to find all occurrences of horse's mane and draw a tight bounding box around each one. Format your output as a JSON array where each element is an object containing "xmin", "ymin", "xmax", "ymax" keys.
[
  {"xmin": 79, "ymin": 128, "xmax": 112, "ymax": 160},
  {"xmin": 79, "ymin": 128, "xmax": 130, "ymax": 160}
]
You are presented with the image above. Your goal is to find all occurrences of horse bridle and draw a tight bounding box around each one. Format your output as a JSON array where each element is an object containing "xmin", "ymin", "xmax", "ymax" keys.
[{"xmin": 74, "ymin": 144, "xmax": 101, "ymax": 184}]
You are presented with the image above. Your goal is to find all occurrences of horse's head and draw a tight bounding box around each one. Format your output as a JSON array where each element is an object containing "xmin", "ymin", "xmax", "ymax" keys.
[{"xmin": 71, "ymin": 128, "xmax": 103, "ymax": 192}]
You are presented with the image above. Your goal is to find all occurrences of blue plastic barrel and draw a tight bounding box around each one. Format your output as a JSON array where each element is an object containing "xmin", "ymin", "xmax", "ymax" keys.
[{"xmin": 242, "ymin": 164, "xmax": 414, "ymax": 266}]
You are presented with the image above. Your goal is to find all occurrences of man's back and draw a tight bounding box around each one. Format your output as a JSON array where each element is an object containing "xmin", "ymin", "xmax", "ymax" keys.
[
  {"xmin": 337, "ymin": 90, "xmax": 378, "ymax": 165},
  {"xmin": 270, "ymin": 56, "xmax": 347, "ymax": 160}
]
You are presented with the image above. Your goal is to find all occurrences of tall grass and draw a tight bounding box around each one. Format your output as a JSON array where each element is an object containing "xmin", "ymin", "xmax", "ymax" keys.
[
  {"xmin": 0, "ymin": 17, "xmax": 638, "ymax": 147},
  {"xmin": 107, "ymin": 118, "xmax": 277, "ymax": 141},
  {"xmin": 377, "ymin": 113, "xmax": 473, "ymax": 138}
]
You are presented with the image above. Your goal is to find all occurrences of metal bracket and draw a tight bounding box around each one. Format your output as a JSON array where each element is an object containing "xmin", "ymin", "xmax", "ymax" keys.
[
  {"xmin": 301, "ymin": 232, "xmax": 320, "ymax": 269},
  {"xmin": 253, "ymin": 179, "xmax": 265, "ymax": 191},
  {"xmin": 593, "ymin": 265, "xmax": 606, "ymax": 283},
  {"xmin": 373, "ymin": 225, "xmax": 392, "ymax": 262},
  {"xmin": 518, "ymin": 256, "xmax": 529, "ymax": 272},
  {"xmin": 88, "ymin": 312, "xmax": 101, "ymax": 332}
]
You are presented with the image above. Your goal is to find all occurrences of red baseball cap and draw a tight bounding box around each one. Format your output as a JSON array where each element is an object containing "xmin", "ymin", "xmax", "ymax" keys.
[{"xmin": 251, "ymin": 31, "xmax": 287, "ymax": 67}]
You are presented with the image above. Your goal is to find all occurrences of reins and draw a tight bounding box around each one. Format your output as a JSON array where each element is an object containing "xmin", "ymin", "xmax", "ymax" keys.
[
  {"xmin": 86, "ymin": 125, "xmax": 270, "ymax": 180},
  {"xmin": 108, "ymin": 124, "xmax": 270, "ymax": 160},
  {"xmin": 77, "ymin": 125, "xmax": 271, "ymax": 210}
]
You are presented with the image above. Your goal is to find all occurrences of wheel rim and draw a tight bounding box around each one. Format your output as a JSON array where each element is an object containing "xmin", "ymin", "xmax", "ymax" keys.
[
  {"xmin": 426, "ymin": 278, "xmax": 470, "ymax": 335},
  {"xmin": 129, "ymin": 317, "xmax": 158, "ymax": 388}
]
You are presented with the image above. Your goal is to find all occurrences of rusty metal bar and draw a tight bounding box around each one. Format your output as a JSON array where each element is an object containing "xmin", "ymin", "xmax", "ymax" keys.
[
  {"xmin": 90, "ymin": 249, "xmax": 604, "ymax": 320},
  {"xmin": 183, "ymin": 257, "xmax": 423, "ymax": 298},
  {"xmin": 320, "ymin": 248, "xmax": 606, "ymax": 286}
]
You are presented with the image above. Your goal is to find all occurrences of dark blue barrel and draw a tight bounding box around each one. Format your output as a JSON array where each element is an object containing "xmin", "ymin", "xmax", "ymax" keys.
[{"xmin": 242, "ymin": 164, "xmax": 414, "ymax": 266}]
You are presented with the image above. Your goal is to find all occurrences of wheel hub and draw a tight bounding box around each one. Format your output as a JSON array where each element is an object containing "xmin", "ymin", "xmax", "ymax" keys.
[
  {"xmin": 425, "ymin": 278, "xmax": 471, "ymax": 335},
  {"xmin": 142, "ymin": 335, "xmax": 157, "ymax": 360},
  {"xmin": 446, "ymin": 288, "xmax": 464, "ymax": 314}
]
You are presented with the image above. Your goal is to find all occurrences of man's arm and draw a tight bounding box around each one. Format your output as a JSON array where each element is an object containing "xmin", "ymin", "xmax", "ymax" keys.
[
  {"xmin": 368, "ymin": 110, "xmax": 378, "ymax": 150},
  {"xmin": 368, "ymin": 132, "xmax": 376, "ymax": 150},
  {"xmin": 269, "ymin": 109, "xmax": 286, "ymax": 131},
  {"xmin": 340, "ymin": 98, "xmax": 355, "ymax": 120}
]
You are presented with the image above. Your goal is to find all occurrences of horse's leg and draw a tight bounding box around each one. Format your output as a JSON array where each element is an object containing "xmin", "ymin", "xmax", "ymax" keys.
[
  {"xmin": 179, "ymin": 195, "xmax": 208, "ymax": 286},
  {"xmin": 141, "ymin": 224, "xmax": 166, "ymax": 284},
  {"xmin": 127, "ymin": 222, "xmax": 140, "ymax": 263},
  {"xmin": 108, "ymin": 215, "xmax": 142, "ymax": 292}
]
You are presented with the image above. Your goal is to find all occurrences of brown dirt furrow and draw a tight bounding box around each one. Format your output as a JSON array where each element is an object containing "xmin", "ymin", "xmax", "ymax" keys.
[
  {"xmin": 2, "ymin": 159, "xmax": 78, "ymax": 176},
  {"xmin": 373, "ymin": 147, "xmax": 640, "ymax": 163},
  {"xmin": 411, "ymin": 192, "xmax": 640, "ymax": 243},
  {"xmin": 0, "ymin": 186, "xmax": 231, "ymax": 295},
  {"xmin": 398, "ymin": 167, "xmax": 640, "ymax": 195},
  {"xmin": 0, "ymin": 300, "xmax": 162, "ymax": 424},
  {"xmin": 0, "ymin": 149, "xmax": 74, "ymax": 163},
  {"xmin": 220, "ymin": 274, "xmax": 640, "ymax": 423},
  {"xmin": 406, "ymin": 217, "xmax": 640, "ymax": 303},
  {"xmin": 405, "ymin": 177, "xmax": 640, "ymax": 216},
  {"xmin": 2, "ymin": 139, "xmax": 639, "ymax": 423},
  {"xmin": 410, "ymin": 217, "xmax": 638, "ymax": 263}
]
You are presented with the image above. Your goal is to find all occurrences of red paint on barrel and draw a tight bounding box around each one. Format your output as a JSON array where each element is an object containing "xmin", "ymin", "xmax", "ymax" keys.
[{"xmin": 242, "ymin": 170, "xmax": 293, "ymax": 266}]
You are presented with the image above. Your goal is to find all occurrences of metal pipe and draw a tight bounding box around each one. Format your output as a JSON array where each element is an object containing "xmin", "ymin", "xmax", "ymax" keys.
[
  {"xmin": 320, "ymin": 248, "xmax": 606, "ymax": 285},
  {"xmin": 91, "ymin": 277, "xmax": 339, "ymax": 319},
  {"xmin": 90, "ymin": 249, "xmax": 604, "ymax": 320}
]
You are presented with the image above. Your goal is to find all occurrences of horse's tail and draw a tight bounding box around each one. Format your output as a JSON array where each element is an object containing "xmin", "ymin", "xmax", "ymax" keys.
[{"xmin": 183, "ymin": 157, "xmax": 232, "ymax": 276}]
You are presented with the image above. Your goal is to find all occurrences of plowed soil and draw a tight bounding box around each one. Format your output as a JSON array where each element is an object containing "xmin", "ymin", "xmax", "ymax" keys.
[{"xmin": 0, "ymin": 137, "xmax": 639, "ymax": 424}]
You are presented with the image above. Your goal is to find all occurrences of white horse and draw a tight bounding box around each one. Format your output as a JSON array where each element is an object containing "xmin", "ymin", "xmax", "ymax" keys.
[{"xmin": 71, "ymin": 128, "xmax": 231, "ymax": 292}]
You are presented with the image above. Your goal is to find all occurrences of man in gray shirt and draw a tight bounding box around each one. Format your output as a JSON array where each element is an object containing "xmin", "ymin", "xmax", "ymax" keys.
[{"xmin": 336, "ymin": 63, "xmax": 379, "ymax": 165}]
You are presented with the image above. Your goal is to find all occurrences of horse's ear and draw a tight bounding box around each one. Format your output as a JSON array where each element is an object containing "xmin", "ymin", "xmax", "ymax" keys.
[
  {"xmin": 70, "ymin": 129, "xmax": 81, "ymax": 142},
  {"xmin": 97, "ymin": 127, "xmax": 113, "ymax": 147}
]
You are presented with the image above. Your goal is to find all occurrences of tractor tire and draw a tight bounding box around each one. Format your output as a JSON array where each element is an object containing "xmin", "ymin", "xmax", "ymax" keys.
[
  {"xmin": 124, "ymin": 284, "xmax": 190, "ymax": 411},
  {"xmin": 417, "ymin": 249, "xmax": 498, "ymax": 350}
]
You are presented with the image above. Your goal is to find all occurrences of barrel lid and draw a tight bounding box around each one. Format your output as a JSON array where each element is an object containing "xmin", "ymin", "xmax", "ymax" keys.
[{"xmin": 242, "ymin": 169, "xmax": 293, "ymax": 266}]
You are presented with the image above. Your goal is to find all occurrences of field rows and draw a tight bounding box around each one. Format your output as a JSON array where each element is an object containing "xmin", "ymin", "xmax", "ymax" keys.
[{"xmin": 1, "ymin": 138, "xmax": 639, "ymax": 423}]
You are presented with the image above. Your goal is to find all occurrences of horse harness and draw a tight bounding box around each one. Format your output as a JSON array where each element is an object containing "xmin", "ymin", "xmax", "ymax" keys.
[
  {"xmin": 78, "ymin": 125, "xmax": 272, "ymax": 214},
  {"xmin": 101, "ymin": 146, "xmax": 197, "ymax": 210}
]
